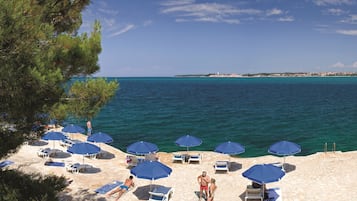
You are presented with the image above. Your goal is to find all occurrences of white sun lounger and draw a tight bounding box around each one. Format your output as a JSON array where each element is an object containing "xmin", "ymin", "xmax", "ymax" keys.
[
  {"xmin": 59, "ymin": 139, "xmax": 81, "ymax": 148},
  {"xmin": 148, "ymin": 186, "xmax": 174, "ymax": 201},
  {"xmin": 245, "ymin": 185, "xmax": 263, "ymax": 201},
  {"xmin": 188, "ymin": 154, "xmax": 201, "ymax": 164},
  {"xmin": 214, "ymin": 161, "xmax": 229, "ymax": 173},
  {"xmin": 85, "ymin": 153, "xmax": 97, "ymax": 159},
  {"xmin": 66, "ymin": 162, "xmax": 81, "ymax": 173},
  {"xmin": 172, "ymin": 154, "xmax": 184, "ymax": 163},
  {"xmin": 37, "ymin": 148, "xmax": 56, "ymax": 158},
  {"xmin": 66, "ymin": 162, "xmax": 92, "ymax": 173}
]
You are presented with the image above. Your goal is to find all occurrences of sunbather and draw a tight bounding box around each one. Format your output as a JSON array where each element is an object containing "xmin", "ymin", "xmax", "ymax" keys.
[
  {"xmin": 208, "ymin": 178, "xmax": 217, "ymax": 201},
  {"xmin": 106, "ymin": 176, "xmax": 135, "ymax": 200},
  {"xmin": 197, "ymin": 171, "xmax": 210, "ymax": 201}
]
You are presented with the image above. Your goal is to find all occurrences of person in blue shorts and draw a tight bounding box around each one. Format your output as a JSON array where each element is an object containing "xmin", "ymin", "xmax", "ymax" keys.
[
  {"xmin": 106, "ymin": 176, "xmax": 135, "ymax": 200},
  {"xmin": 86, "ymin": 120, "xmax": 92, "ymax": 136}
]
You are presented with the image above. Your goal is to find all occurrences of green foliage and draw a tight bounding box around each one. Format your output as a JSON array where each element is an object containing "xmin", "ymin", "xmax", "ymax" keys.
[
  {"xmin": 0, "ymin": 0, "xmax": 115, "ymax": 200},
  {"xmin": 67, "ymin": 78, "xmax": 119, "ymax": 120},
  {"xmin": 0, "ymin": 169, "xmax": 67, "ymax": 201},
  {"xmin": 37, "ymin": 0, "xmax": 90, "ymax": 34},
  {"xmin": 49, "ymin": 103, "xmax": 69, "ymax": 125},
  {"xmin": 0, "ymin": 129, "xmax": 23, "ymax": 158},
  {"xmin": 0, "ymin": 0, "xmax": 101, "ymax": 131},
  {"xmin": 52, "ymin": 21, "xmax": 101, "ymax": 80},
  {"xmin": 0, "ymin": 0, "xmax": 59, "ymax": 127}
]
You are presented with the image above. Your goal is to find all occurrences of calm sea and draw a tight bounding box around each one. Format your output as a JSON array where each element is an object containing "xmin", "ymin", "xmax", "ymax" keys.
[{"xmin": 88, "ymin": 77, "xmax": 357, "ymax": 157}]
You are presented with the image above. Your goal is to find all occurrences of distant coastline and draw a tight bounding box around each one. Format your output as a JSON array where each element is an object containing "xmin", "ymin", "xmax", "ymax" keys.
[{"xmin": 175, "ymin": 72, "xmax": 357, "ymax": 78}]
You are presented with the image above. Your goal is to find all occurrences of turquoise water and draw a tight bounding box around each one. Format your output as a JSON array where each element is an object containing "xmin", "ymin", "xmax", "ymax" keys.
[{"xmin": 88, "ymin": 77, "xmax": 357, "ymax": 157}]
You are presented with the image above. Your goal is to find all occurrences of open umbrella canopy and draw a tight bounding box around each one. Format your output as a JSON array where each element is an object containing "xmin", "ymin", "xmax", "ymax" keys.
[
  {"xmin": 130, "ymin": 161, "xmax": 172, "ymax": 180},
  {"xmin": 87, "ymin": 132, "xmax": 113, "ymax": 144},
  {"xmin": 214, "ymin": 141, "xmax": 245, "ymax": 155},
  {"xmin": 67, "ymin": 142, "xmax": 100, "ymax": 155},
  {"xmin": 62, "ymin": 124, "xmax": 85, "ymax": 133},
  {"xmin": 42, "ymin": 131, "xmax": 67, "ymax": 149},
  {"xmin": 268, "ymin": 141, "xmax": 301, "ymax": 156},
  {"xmin": 175, "ymin": 135, "xmax": 202, "ymax": 148},
  {"xmin": 42, "ymin": 131, "xmax": 66, "ymax": 141},
  {"xmin": 127, "ymin": 141, "xmax": 159, "ymax": 155},
  {"xmin": 242, "ymin": 164, "xmax": 285, "ymax": 184}
]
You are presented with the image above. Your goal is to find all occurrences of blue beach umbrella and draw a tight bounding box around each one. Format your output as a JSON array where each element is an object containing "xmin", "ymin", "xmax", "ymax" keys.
[
  {"xmin": 130, "ymin": 161, "xmax": 172, "ymax": 180},
  {"xmin": 242, "ymin": 163, "xmax": 285, "ymax": 198},
  {"xmin": 67, "ymin": 142, "xmax": 100, "ymax": 164},
  {"xmin": 214, "ymin": 141, "xmax": 245, "ymax": 155},
  {"xmin": 42, "ymin": 131, "xmax": 66, "ymax": 141},
  {"xmin": 42, "ymin": 131, "xmax": 67, "ymax": 149},
  {"xmin": 175, "ymin": 135, "xmax": 202, "ymax": 151},
  {"xmin": 127, "ymin": 141, "xmax": 159, "ymax": 156},
  {"xmin": 268, "ymin": 140, "xmax": 301, "ymax": 167},
  {"xmin": 62, "ymin": 124, "xmax": 85, "ymax": 133},
  {"xmin": 268, "ymin": 141, "xmax": 301, "ymax": 156},
  {"xmin": 62, "ymin": 124, "xmax": 85, "ymax": 139},
  {"xmin": 68, "ymin": 142, "xmax": 101, "ymax": 155},
  {"xmin": 87, "ymin": 132, "xmax": 113, "ymax": 144},
  {"xmin": 242, "ymin": 164, "xmax": 285, "ymax": 184}
]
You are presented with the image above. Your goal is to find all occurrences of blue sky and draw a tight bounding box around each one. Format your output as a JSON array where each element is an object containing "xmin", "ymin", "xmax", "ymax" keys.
[{"xmin": 80, "ymin": 0, "xmax": 357, "ymax": 77}]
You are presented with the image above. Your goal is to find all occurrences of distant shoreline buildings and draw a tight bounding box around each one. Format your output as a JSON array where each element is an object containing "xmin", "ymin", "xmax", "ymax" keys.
[{"xmin": 176, "ymin": 72, "xmax": 357, "ymax": 78}]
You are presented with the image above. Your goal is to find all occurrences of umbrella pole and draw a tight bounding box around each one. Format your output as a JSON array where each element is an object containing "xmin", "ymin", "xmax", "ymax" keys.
[
  {"xmin": 283, "ymin": 156, "xmax": 286, "ymax": 170},
  {"xmin": 150, "ymin": 179, "xmax": 153, "ymax": 192},
  {"xmin": 186, "ymin": 147, "xmax": 189, "ymax": 163},
  {"xmin": 227, "ymin": 154, "xmax": 231, "ymax": 171}
]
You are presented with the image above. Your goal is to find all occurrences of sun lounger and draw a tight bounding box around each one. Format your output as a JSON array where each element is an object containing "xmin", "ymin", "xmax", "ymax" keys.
[
  {"xmin": 172, "ymin": 154, "xmax": 184, "ymax": 163},
  {"xmin": 65, "ymin": 162, "xmax": 91, "ymax": 173},
  {"xmin": 145, "ymin": 153, "xmax": 159, "ymax": 161},
  {"xmin": 96, "ymin": 150, "xmax": 106, "ymax": 159},
  {"xmin": 0, "ymin": 160, "xmax": 14, "ymax": 169},
  {"xmin": 37, "ymin": 148, "xmax": 56, "ymax": 158},
  {"xmin": 37, "ymin": 148, "xmax": 50, "ymax": 157},
  {"xmin": 60, "ymin": 139, "xmax": 81, "ymax": 147},
  {"xmin": 126, "ymin": 155, "xmax": 139, "ymax": 167},
  {"xmin": 148, "ymin": 186, "xmax": 174, "ymax": 201},
  {"xmin": 126, "ymin": 155, "xmax": 145, "ymax": 167},
  {"xmin": 214, "ymin": 161, "xmax": 229, "ymax": 173},
  {"xmin": 77, "ymin": 164, "xmax": 93, "ymax": 173},
  {"xmin": 66, "ymin": 162, "xmax": 81, "ymax": 173},
  {"xmin": 188, "ymin": 154, "xmax": 201, "ymax": 164},
  {"xmin": 85, "ymin": 153, "xmax": 97, "ymax": 159},
  {"xmin": 95, "ymin": 181, "xmax": 123, "ymax": 194},
  {"xmin": 245, "ymin": 185, "xmax": 263, "ymax": 201},
  {"xmin": 45, "ymin": 161, "xmax": 65, "ymax": 167},
  {"xmin": 271, "ymin": 162, "xmax": 283, "ymax": 168},
  {"xmin": 266, "ymin": 188, "xmax": 282, "ymax": 201}
]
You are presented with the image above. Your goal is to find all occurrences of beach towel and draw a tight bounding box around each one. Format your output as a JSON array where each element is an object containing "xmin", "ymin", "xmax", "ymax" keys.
[
  {"xmin": 0, "ymin": 160, "xmax": 14, "ymax": 168},
  {"xmin": 95, "ymin": 181, "xmax": 123, "ymax": 194},
  {"xmin": 267, "ymin": 188, "xmax": 282, "ymax": 201},
  {"xmin": 45, "ymin": 162, "xmax": 65, "ymax": 167}
]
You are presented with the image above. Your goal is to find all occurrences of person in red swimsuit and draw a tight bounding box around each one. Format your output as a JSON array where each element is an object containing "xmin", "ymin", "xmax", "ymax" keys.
[{"xmin": 197, "ymin": 171, "xmax": 210, "ymax": 200}]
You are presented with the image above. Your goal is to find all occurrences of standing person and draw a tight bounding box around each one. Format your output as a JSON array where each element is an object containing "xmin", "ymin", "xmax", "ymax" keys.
[
  {"xmin": 106, "ymin": 175, "xmax": 135, "ymax": 200},
  {"xmin": 86, "ymin": 120, "xmax": 92, "ymax": 136},
  {"xmin": 197, "ymin": 171, "xmax": 210, "ymax": 201},
  {"xmin": 208, "ymin": 178, "xmax": 217, "ymax": 201}
]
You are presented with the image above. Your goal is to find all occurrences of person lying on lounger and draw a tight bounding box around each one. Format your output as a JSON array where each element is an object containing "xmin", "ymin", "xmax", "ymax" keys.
[{"xmin": 105, "ymin": 175, "xmax": 135, "ymax": 200}]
